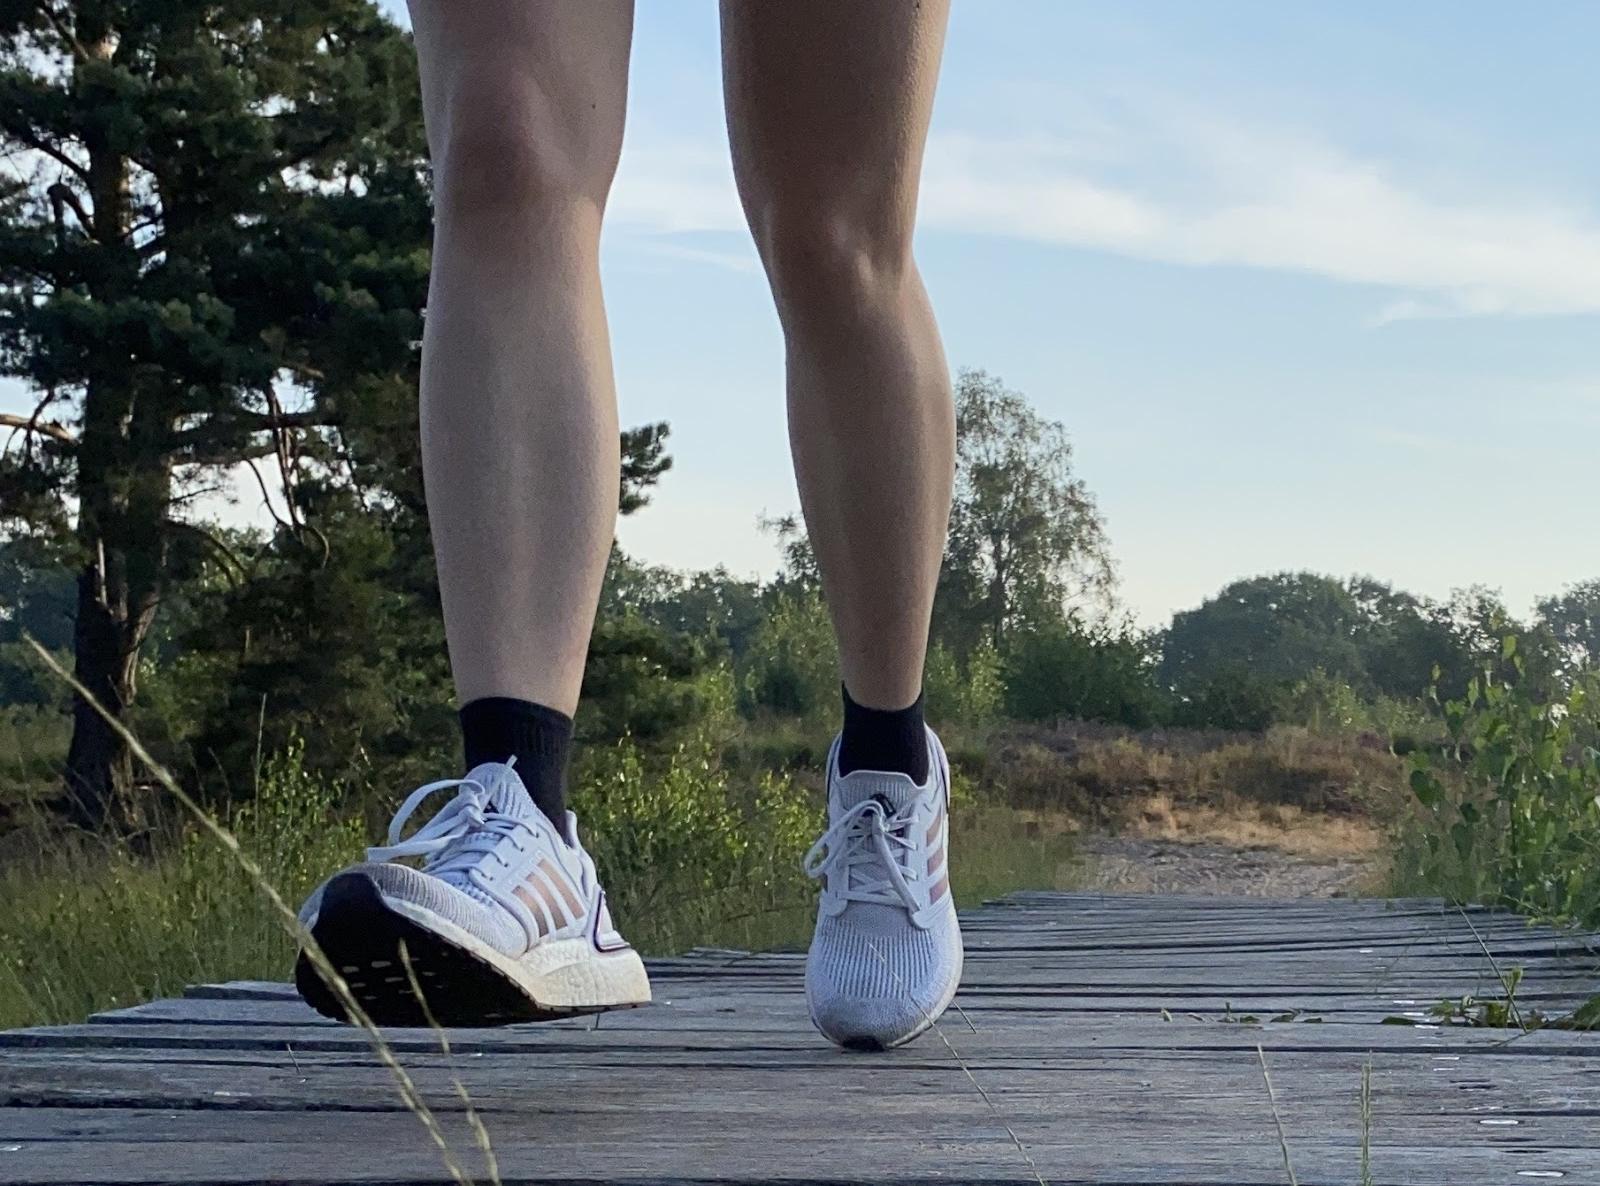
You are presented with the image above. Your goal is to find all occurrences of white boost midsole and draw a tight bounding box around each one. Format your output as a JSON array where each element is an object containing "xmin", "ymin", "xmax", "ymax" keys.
[{"xmin": 380, "ymin": 893, "xmax": 652, "ymax": 1009}]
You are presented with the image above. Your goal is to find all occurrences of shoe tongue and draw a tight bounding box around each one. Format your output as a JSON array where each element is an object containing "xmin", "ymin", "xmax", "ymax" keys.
[
  {"xmin": 832, "ymin": 767, "xmax": 922, "ymax": 813},
  {"xmin": 463, "ymin": 761, "xmax": 539, "ymax": 824}
]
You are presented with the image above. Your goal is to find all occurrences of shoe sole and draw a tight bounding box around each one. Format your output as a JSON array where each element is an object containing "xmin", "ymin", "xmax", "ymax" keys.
[{"xmin": 294, "ymin": 872, "xmax": 651, "ymax": 1027}]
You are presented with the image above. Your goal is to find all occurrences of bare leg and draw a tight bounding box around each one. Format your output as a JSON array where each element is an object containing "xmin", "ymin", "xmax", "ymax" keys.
[
  {"xmin": 721, "ymin": 0, "xmax": 954, "ymax": 713},
  {"xmin": 409, "ymin": 1, "xmax": 633, "ymax": 716}
]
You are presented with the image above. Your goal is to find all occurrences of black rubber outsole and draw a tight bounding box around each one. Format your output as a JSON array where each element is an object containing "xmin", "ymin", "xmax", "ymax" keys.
[{"xmin": 294, "ymin": 872, "xmax": 629, "ymax": 1028}]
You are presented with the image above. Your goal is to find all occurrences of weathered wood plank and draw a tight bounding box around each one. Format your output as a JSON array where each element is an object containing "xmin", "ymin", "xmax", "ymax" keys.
[
  {"xmin": 1, "ymin": 890, "xmax": 1596, "ymax": 1185},
  {"xmin": 0, "ymin": 1130, "xmax": 1591, "ymax": 1185}
]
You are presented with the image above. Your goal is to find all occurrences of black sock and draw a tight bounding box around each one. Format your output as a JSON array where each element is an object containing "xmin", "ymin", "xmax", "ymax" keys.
[
  {"xmin": 459, "ymin": 697, "xmax": 574, "ymax": 823},
  {"xmin": 837, "ymin": 683, "xmax": 930, "ymax": 782}
]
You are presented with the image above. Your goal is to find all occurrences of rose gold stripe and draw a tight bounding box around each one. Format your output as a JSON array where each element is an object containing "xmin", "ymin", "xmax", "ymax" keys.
[
  {"xmin": 539, "ymin": 857, "xmax": 585, "ymax": 920},
  {"xmin": 517, "ymin": 870, "xmax": 572, "ymax": 932},
  {"xmin": 929, "ymin": 874, "xmax": 950, "ymax": 903},
  {"xmin": 927, "ymin": 847, "xmax": 945, "ymax": 876},
  {"xmin": 512, "ymin": 884, "xmax": 553, "ymax": 936},
  {"xmin": 531, "ymin": 872, "xmax": 570, "ymax": 930},
  {"xmin": 925, "ymin": 803, "xmax": 944, "ymax": 847}
]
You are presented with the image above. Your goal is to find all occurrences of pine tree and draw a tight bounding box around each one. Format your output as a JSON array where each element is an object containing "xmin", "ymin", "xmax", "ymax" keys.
[{"xmin": 0, "ymin": 0, "xmax": 429, "ymax": 826}]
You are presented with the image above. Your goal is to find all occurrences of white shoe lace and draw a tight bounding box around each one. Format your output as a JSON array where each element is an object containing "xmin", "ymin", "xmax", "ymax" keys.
[
  {"xmin": 365, "ymin": 769, "xmax": 532, "ymax": 879},
  {"xmin": 803, "ymin": 798, "xmax": 923, "ymax": 914}
]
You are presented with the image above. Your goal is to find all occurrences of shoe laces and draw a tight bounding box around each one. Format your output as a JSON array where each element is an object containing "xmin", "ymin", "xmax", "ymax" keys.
[
  {"xmin": 365, "ymin": 767, "xmax": 534, "ymax": 880},
  {"xmin": 803, "ymin": 797, "xmax": 923, "ymax": 914}
]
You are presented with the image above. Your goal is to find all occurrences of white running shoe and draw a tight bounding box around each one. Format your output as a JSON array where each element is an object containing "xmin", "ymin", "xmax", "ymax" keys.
[
  {"xmin": 803, "ymin": 727, "xmax": 963, "ymax": 1049},
  {"xmin": 294, "ymin": 761, "xmax": 650, "ymax": 1026}
]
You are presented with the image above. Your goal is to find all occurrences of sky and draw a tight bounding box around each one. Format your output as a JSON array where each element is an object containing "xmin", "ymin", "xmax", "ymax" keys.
[{"xmin": 8, "ymin": 2, "xmax": 1599, "ymax": 626}]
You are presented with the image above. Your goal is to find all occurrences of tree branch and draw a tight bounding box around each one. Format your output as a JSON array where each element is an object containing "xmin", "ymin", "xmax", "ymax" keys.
[
  {"xmin": 163, "ymin": 519, "xmax": 249, "ymax": 585},
  {"xmin": 243, "ymin": 456, "xmax": 292, "ymax": 534},
  {"xmin": 9, "ymin": 127, "xmax": 90, "ymax": 183},
  {"xmin": 47, "ymin": 181, "xmax": 92, "ymax": 236},
  {"xmin": 35, "ymin": 2, "xmax": 92, "ymax": 64},
  {"xmin": 0, "ymin": 411, "xmax": 75, "ymax": 446},
  {"xmin": 165, "ymin": 409, "xmax": 343, "ymax": 450},
  {"xmin": 171, "ymin": 442, "xmax": 280, "ymax": 469}
]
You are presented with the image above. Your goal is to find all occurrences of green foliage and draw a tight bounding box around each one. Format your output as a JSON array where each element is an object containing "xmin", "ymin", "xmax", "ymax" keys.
[
  {"xmin": 1403, "ymin": 641, "xmax": 1600, "ymax": 929},
  {"xmin": 1277, "ymin": 669, "xmax": 1437, "ymax": 741},
  {"xmin": 175, "ymin": 498, "xmax": 453, "ymax": 796},
  {"xmin": 1276, "ymin": 669, "xmax": 1369, "ymax": 734},
  {"xmin": 924, "ymin": 639, "xmax": 1004, "ymax": 726},
  {"xmin": 1003, "ymin": 618, "xmax": 1165, "ymax": 727},
  {"xmin": 603, "ymin": 551, "xmax": 767, "ymax": 659},
  {"xmin": 0, "ymin": 742, "xmax": 363, "ymax": 1029},
  {"xmin": 736, "ymin": 586, "xmax": 838, "ymax": 722},
  {"xmin": 0, "ymin": 0, "xmax": 431, "ymax": 821},
  {"xmin": 581, "ymin": 614, "xmax": 735, "ymax": 747},
  {"xmin": 575, "ymin": 734, "xmax": 816, "ymax": 952},
  {"xmin": 1160, "ymin": 573, "xmax": 1530, "ymax": 714},
  {"xmin": 1537, "ymin": 577, "xmax": 1600, "ymax": 681},
  {"xmin": 940, "ymin": 369, "xmax": 1114, "ymax": 651},
  {"xmin": 1166, "ymin": 667, "xmax": 1283, "ymax": 733},
  {"xmin": 758, "ymin": 512, "xmax": 822, "ymax": 594},
  {"xmin": 0, "ymin": 538, "xmax": 74, "ymax": 655},
  {"xmin": 0, "ymin": 701, "xmax": 68, "ymax": 819},
  {"xmin": 1162, "ymin": 573, "xmax": 1369, "ymax": 693}
]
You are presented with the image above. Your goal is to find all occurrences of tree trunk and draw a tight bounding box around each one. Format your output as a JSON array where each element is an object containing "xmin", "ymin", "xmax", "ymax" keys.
[
  {"xmin": 62, "ymin": 560, "xmax": 141, "ymax": 830},
  {"xmin": 61, "ymin": 402, "xmax": 170, "ymax": 832},
  {"xmin": 987, "ymin": 536, "xmax": 1009, "ymax": 650},
  {"xmin": 57, "ymin": 23, "xmax": 166, "ymax": 833}
]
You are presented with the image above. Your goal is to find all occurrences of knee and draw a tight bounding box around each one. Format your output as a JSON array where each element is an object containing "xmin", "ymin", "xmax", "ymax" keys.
[
  {"xmin": 429, "ymin": 83, "xmax": 613, "ymax": 224},
  {"xmin": 747, "ymin": 199, "xmax": 917, "ymax": 323}
]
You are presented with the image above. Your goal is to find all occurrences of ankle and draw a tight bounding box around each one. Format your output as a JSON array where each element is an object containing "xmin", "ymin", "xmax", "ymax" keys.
[
  {"xmin": 459, "ymin": 697, "xmax": 574, "ymax": 821},
  {"xmin": 836, "ymin": 683, "xmax": 930, "ymax": 782}
]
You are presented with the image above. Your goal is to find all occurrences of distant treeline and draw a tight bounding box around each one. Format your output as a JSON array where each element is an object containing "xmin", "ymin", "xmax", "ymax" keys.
[{"xmin": 0, "ymin": 1, "xmax": 1595, "ymax": 825}]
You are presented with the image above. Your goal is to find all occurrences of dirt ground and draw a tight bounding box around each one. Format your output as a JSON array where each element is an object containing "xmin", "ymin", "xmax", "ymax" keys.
[
  {"xmin": 1072, "ymin": 792, "xmax": 1385, "ymax": 897},
  {"xmin": 1078, "ymin": 834, "xmax": 1379, "ymax": 897}
]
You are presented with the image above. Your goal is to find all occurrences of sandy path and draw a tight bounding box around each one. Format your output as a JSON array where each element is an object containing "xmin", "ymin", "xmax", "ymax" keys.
[{"xmin": 1078, "ymin": 834, "xmax": 1378, "ymax": 898}]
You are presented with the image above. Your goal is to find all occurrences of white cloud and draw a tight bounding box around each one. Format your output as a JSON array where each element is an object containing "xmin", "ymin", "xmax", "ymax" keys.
[
  {"xmin": 630, "ymin": 240, "xmax": 759, "ymax": 274},
  {"xmin": 606, "ymin": 110, "xmax": 1600, "ymax": 319},
  {"xmin": 608, "ymin": 144, "xmax": 744, "ymax": 235}
]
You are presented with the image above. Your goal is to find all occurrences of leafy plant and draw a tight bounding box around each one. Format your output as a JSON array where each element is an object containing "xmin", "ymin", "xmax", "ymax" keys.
[
  {"xmin": 925, "ymin": 639, "xmax": 1004, "ymax": 726},
  {"xmin": 736, "ymin": 587, "xmax": 839, "ymax": 722},
  {"xmin": 1405, "ymin": 637, "xmax": 1600, "ymax": 929},
  {"xmin": 574, "ymin": 733, "xmax": 816, "ymax": 952},
  {"xmin": 1003, "ymin": 617, "xmax": 1165, "ymax": 727},
  {"xmin": 0, "ymin": 740, "xmax": 362, "ymax": 1028}
]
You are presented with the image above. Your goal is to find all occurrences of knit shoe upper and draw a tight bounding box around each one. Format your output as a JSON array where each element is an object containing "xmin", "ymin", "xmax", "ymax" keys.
[
  {"xmin": 803, "ymin": 727, "xmax": 963, "ymax": 1049},
  {"xmin": 293, "ymin": 761, "xmax": 646, "ymax": 1025},
  {"xmin": 298, "ymin": 762, "xmax": 626, "ymax": 956}
]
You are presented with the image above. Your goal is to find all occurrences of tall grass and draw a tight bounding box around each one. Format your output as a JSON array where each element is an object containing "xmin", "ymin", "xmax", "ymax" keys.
[
  {"xmin": 0, "ymin": 744, "xmax": 363, "ymax": 1029},
  {"xmin": 0, "ymin": 731, "xmax": 1080, "ymax": 1029}
]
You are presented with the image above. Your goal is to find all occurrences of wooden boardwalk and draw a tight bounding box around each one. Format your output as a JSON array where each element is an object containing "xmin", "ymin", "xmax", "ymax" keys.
[{"xmin": 2, "ymin": 891, "xmax": 1598, "ymax": 1184}]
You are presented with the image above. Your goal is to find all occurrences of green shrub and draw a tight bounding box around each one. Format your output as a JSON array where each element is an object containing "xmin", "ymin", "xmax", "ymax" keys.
[
  {"xmin": 1401, "ymin": 641, "xmax": 1600, "ymax": 928},
  {"xmin": 737, "ymin": 587, "xmax": 838, "ymax": 722},
  {"xmin": 926, "ymin": 639, "xmax": 1004, "ymax": 726},
  {"xmin": 0, "ymin": 742, "xmax": 362, "ymax": 1029},
  {"xmin": 1167, "ymin": 667, "xmax": 1282, "ymax": 733},
  {"xmin": 0, "ymin": 700, "xmax": 68, "ymax": 819},
  {"xmin": 580, "ymin": 613, "xmax": 736, "ymax": 746},
  {"xmin": 1277, "ymin": 668, "xmax": 1437, "ymax": 743},
  {"xmin": 574, "ymin": 733, "xmax": 817, "ymax": 953},
  {"xmin": 1003, "ymin": 619, "xmax": 1165, "ymax": 727},
  {"xmin": 1276, "ymin": 669, "xmax": 1368, "ymax": 734}
]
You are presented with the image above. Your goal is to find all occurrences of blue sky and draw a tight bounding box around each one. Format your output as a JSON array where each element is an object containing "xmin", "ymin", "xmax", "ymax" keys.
[
  {"xmin": 568, "ymin": 1, "xmax": 1600, "ymax": 624},
  {"xmin": 10, "ymin": 2, "xmax": 1599, "ymax": 626}
]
